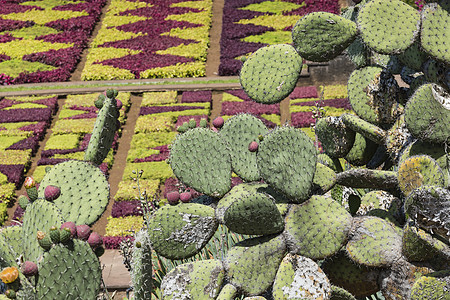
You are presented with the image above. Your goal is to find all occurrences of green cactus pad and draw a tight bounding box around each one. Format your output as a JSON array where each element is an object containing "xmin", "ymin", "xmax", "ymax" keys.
[
  {"xmin": 398, "ymin": 42, "xmax": 428, "ymax": 71},
  {"xmin": 347, "ymin": 67, "xmax": 401, "ymax": 125},
  {"xmin": 421, "ymin": 1, "xmax": 450, "ymax": 64},
  {"xmin": 216, "ymin": 283, "xmax": 238, "ymax": 300},
  {"xmin": 341, "ymin": 114, "xmax": 386, "ymax": 145},
  {"xmin": 0, "ymin": 226, "xmax": 22, "ymax": 262},
  {"xmin": 398, "ymin": 155, "xmax": 446, "ymax": 197},
  {"xmin": 312, "ymin": 162, "xmax": 337, "ymax": 194},
  {"xmin": 357, "ymin": 190, "xmax": 401, "ymax": 225},
  {"xmin": 292, "ymin": 12, "xmax": 357, "ymax": 62},
  {"xmin": 345, "ymin": 133, "xmax": 378, "ymax": 166},
  {"xmin": 216, "ymin": 183, "xmax": 284, "ymax": 235},
  {"xmin": 240, "ymin": 44, "xmax": 302, "ymax": 104},
  {"xmin": 410, "ymin": 270, "xmax": 450, "ymax": 300},
  {"xmin": 161, "ymin": 259, "xmax": 225, "ymax": 300},
  {"xmin": 370, "ymin": 53, "xmax": 403, "ymax": 75},
  {"xmin": 284, "ymin": 195, "xmax": 352, "ymax": 260},
  {"xmin": 224, "ymin": 234, "xmax": 286, "ymax": 296},
  {"xmin": 38, "ymin": 160, "xmax": 109, "ymax": 226},
  {"xmin": 404, "ymin": 185, "xmax": 450, "ymax": 241},
  {"xmin": 336, "ymin": 169, "xmax": 398, "ymax": 189},
  {"xmin": 346, "ymin": 216, "xmax": 403, "ymax": 267},
  {"xmin": 272, "ymin": 254, "xmax": 331, "ymax": 300},
  {"xmin": 423, "ymin": 59, "xmax": 446, "ymax": 84},
  {"xmin": 220, "ymin": 114, "xmax": 268, "ymax": 181},
  {"xmin": 169, "ymin": 128, "xmax": 232, "ymax": 197},
  {"xmin": 341, "ymin": 4, "xmax": 370, "ymax": 68},
  {"xmin": 402, "ymin": 222, "xmax": 450, "ymax": 262},
  {"xmin": 317, "ymin": 153, "xmax": 344, "ymax": 173},
  {"xmin": 330, "ymin": 286, "xmax": 356, "ymax": 300},
  {"xmin": 148, "ymin": 203, "xmax": 218, "ymax": 259},
  {"xmin": 131, "ymin": 229, "xmax": 152, "ymax": 300},
  {"xmin": 321, "ymin": 251, "xmax": 381, "ymax": 298},
  {"xmin": 315, "ymin": 116, "xmax": 355, "ymax": 158},
  {"xmin": 244, "ymin": 297, "xmax": 267, "ymax": 300},
  {"xmin": 404, "ymin": 83, "xmax": 450, "ymax": 144},
  {"xmin": 84, "ymin": 95, "xmax": 119, "ymax": 165},
  {"xmin": 257, "ymin": 126, "xmax": 317, "ymax": 202},
  {"xmin": 21, "ymin": 199, "xmax": 63, "ymax": 262},
  {"xmin": 36, "ymin": 239, "xmax": 102, "ymax": 300},
  {"xmin": 357, "ymin": 0, "xmax": 420, "ymax": 54},
  {"xmin": 0, "ymin": 234, "xmax": 19, "ymax": 269}
]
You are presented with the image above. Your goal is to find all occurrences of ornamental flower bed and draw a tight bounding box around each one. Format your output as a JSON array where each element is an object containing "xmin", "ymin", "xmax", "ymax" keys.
[
  {"xmin": 81, "ymin": 0, "xmax": 213, "ymax": 81},
  {"xmin": 0, "ymin": 0, "xmax": 106, "ymax": 84},
  {"xmin": 219, "ymin": 0, "xmax": 340, "ymax": 76},
  {"xmin": 104, "ymin": 90, "xmax": 211, "ymax": 249}
]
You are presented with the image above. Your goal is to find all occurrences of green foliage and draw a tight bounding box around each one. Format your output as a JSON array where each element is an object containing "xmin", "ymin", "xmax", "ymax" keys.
[
  {"xmin": 115, "ymin": 179, "xmax": 160, "ymax": 201},
  {"xmin": 142, "ymin": 91, "xmax": 178, "ymax": 106},
  {"xmin": 105, "ymin": 216, "xmax": 144, "ymax": 237},
  {"xmin": 44, "ymin": 133, "xmax": 80, "ymax": 150},
  {"xmin": 242, "ymin": 31, "xmax": 292, "ymax": 45},
  {"xmin": 239, "ymin": 1, "xmax": 303, "ymax": 14},
  {"xmin": 123, "ymin": 162, "xmax": 173, "ymax": 182},
  {"xmin": 0, "ymin": 59, "xmax": 56, "ymax": 78}
]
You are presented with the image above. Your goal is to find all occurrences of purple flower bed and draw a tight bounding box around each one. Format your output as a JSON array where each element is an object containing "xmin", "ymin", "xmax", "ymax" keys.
[
  {"xmin": 12, "ymin": 68, "xmax": 72, "ymax": 84},
  {"xmin": 175, "ymin": 115, "xmax": 209, "ymax": 127},
  {"xmin": 163, "ymin": 177, "xmax": 202, "ymax": 199},
  {"xmin": 0, "ymin": 108, "xmax": 52, "ymax": 123},
  {"xmin": 221, "ymin": 101, "xmax": 279, "ymax": 116},
  {"xmin": 0, "ymin": 99, "xmax": 15, "ymax": 109},
  {"xmin": 12, "ymin": 205, "xmax": 24, "ymax": 221},
  {"xmin": 103, "ymin": 236, "xmax": 133, "ymax": 249},
  {"xmin": 293, "ymin": 98, "xmax": 352, "ymax": 110},
  {"xmin": 257, "ymin": 115, "xmax": 277, "ymax": 128},
  {"xmin": 0, "ymin": 19, "xmax": 33, "ymax": 32},
  {"xmin": 133, "ymin": 145, "xmax": 170, "ymax": 163},
  {"xmin": 0, "ymin": 164, "xmax": 25, "ymax": 188},
  {"xmin": 181, "ymin": 91, "xmax": 212, "ymax": 103},
  {"xmin": 36, "ymin": 31, "xmax": 89, "ymax": 47},
  {"xmin": 290, "ymin": 111, "xmax": 315, "ymax": 128},
  {"xmin": 6, "ymin": 135, "xmax": 40, "ymax": 154},
  {"xmin": 289, "ymin": 86, "xmax": 319, "ymax": 99},
  {"xmin": 0, "ymin": 33, "xmax": 17, "ymax": 43},
  {"xmin": 111, "ymin": 200, "xmax": 142, "ymax": 218},
  {"xmin": 226, "ymin": 89, "xmax": 253, "ymax": 101},
  {"xmin": 140, "ymin": 105, "xmax": 205, "ymax": 116},
  {"xmin": 284, "ymin": 0, "xmax": 339, "ymax": 15},
  {"xmin": 0, "ymin": 3, "xmax": 42, "ymax": 15}
]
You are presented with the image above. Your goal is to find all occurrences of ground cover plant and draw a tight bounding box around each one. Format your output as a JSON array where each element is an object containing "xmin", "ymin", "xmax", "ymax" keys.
[
  {"xmin": 0, "ymin": 0, "xmax": 106, "ymax": 84},
  {"xmin": 81, "ymin": 0, "xmax": 213, "ymax": 80}
]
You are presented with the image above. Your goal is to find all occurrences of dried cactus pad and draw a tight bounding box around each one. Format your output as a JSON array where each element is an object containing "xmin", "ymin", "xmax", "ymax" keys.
[
  {"xmin": 38, "ymin": 160, "xmax": 109, "ymax": 226},
  {"xmin": 161, "ymin": 260, "xmax": 225, "ymax": 300},
  {"xmin": 284, "ymin": 195, "xmax": 352, "ymax": 260},
  {"xmin": 272, "ymin": 254, "xmax": 331, "ymax": 300},
  {"xmin": 357, "ymin": 0, "xmax": 420, "ymax": 54},
  {"xmin": 21, "ymin": 199, "xmax": 63, "ymax": 262},
  {"xmin": 215, "ymin": 183, "xmax": 284, "ymax": 235},
  {"xmin": 405, "ymin": 84, "xmax": 450, "ymax": 144},
  {"xmin": 224, "ymin": 234, "xmax": 287, "ymax": 296},
  {"xmin": 257, "ymin": 126, "xmax": 317, "ymax": 202},
  {"xmin": 148, "ymin": 203, "xmax": 218, "ymax": 260},
  {"xmin": 169, "ymin": 128, "xmax": 232, "ymax": 197},
  {"xmin": 292, "ymin": 12, "xmax": 357, "ymax": 62},
  {"xmin": 420, "ymin": 1, "xmax": 450, "ymax": 64},
  {"xmin": 346, "ymin": 216, "xmax": 403, "ymax": 267},
  {"xmin": 220, "ymin": 114, "xmax": 268, "ymax": 182},
  {"xmin": 240, "ymin": 44, "xmax": 302, "ymax": 104},
  {"xmin": 410, "ymin": 270, "xmax": 450, "ymax": 300},
  {"xmin": 36, "ymin": 239, "xmax": 102, "ymax": 300}
]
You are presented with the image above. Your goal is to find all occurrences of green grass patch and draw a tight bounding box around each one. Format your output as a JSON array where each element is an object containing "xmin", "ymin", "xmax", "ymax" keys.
[{"xmin": 0, "ymin": 59, "xmax": 56, "ymax": 78}]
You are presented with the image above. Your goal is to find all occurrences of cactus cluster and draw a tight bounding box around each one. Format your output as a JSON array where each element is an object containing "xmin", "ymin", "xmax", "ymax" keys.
[
  {"xmin": 130, "ymin": 0, "xmax": 449, "ymax": 299},
  {"xmin": 0, "ymin": 90, "xmax": 120, "ymax": 299}
]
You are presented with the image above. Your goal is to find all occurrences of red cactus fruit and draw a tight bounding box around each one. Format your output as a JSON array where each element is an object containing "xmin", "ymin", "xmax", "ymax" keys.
[
  {"xmin": 21, "ymin": 261, "xmax": 38, "ymax": 277},
  {"xmin": 116, "ymin": 99, "xmax": 123, "ymax": 110},
  {"xmin": 180, "ymin": 192, "xmax": 192, "ymax": 203},
  {"xmin": 44, "ymin": 185, "xmax": 61, "ymax": 201},
  {"xmin": 61, "ymin": 222, "xmax": 77, "ymax": 238},
  {"xmin": 76, "ymin": 225, "xmax": 91, "ymax": 241},
  {"xmin": 212, "ymin": 117, "xmax": 224, "ymax": 129},
  {"xmin": 24, "ymin": 177, "xmax": 35, "ymax": 189},
  {"xmin": 167, "ymin": 191, "xmax": 180, "ymax": 205},
  {"xmin": 87, "ymin": 232, "xmax": 103, "ymax": 249},
  {"xmin": 248, "ymin": 141, "xmax": 259, "ymax": 152}
]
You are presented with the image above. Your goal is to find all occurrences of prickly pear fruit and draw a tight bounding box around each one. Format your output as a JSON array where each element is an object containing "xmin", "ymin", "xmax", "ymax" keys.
[
  {"xmin": 76, "ymin": 225, "xmax": 91, "ymax": 241},
  {"xmin": 59, "ymin": 228, "xmax": 71, "ymax": 243},
  {"xmin": 49, "ymin": 226, "xmax": 60, "ymax": 243},
  {"xmin": 213, "ymin": 117, "xmax": 224, "ymax": 129},
  {"xmin": 180, "ymin": 192, "xmax": 192, "ymax": 203},
  {"xmin": 18, "ymin": 195, "xmax": 29, "ymax": 210},
  {"xmin": 116, "ymin": 99, "xmax": 123, "ymax": 110},
  {"xmin": 248, "ymin": 141, "xmax": 259, "ymax": 152},
  {"xmin": 37, "ymin": 231, "xmax": 52, "ymax": 251},
  {"xmin": 199, "ymin": 119, "xmax": 208, "ymax": 128},
  {"xmin": 24, "ymin": 176, "xmax": 35, "ymax": 189},
  {"xmin": 44, "ymin": 185, "xmax": 60, "ymax": 201},
  {"xmin": 87, "ymin": 232, "xmax": 103, "ymax": 249},
  {"xmin": 167, "ymin": 191, "xmax": 180, "ymax": 205},
  {"xmin": 61, "ymin": 222, "xmax": 76, "ymax": 238},
  {"xmin": 21, "ymin": 261, "xmax": 38, "ymax": 277}
]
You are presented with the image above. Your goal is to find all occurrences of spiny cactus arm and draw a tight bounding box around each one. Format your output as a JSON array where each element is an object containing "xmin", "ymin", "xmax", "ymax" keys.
[
  {"xmin": 341, "ymin": 114, "xmax": 386, "ymax": 145},
  {"xmin": 335, "ymin": 169, "xmax": 398, "ymax": 190},
  {"xmin": 409, "ymin": 270, "xmax": 450, "ymax": 300},
  {"xmin": 131, "ymin": 229, "xmax": 152, "ymax": 300},
  {"xmin": 84, "ymin": 89, "xmax": 119, "ymax": 165},
  {"xmin": 292, "ymin": 12, "xmax": 358, "ymax": 62}
]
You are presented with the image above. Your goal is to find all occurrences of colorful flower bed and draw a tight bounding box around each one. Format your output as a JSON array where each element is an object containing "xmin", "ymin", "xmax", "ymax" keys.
[
  {"xmin": 0, "ymin": 0, "xmax": 106, "ymax": 84},
  {"xmin": 81, "ymin": 0, "xmax": 213, "ymax": 81},
  {"xmin": 0, "ymin": 94, "xmax": 58, "ymax": 224},
  {"xmin": 219, "ymin": 0, "xmax": 340, "ymax": 76},
  {"xmin": 103, "ymin": 90, "xmax": 211, "ymax": 248}
]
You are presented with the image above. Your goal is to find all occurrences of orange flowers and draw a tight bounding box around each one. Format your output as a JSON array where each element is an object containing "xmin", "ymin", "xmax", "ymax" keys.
[{"xmin": 0, "ymin": 266, "xmax": 19, "ymax": 284}]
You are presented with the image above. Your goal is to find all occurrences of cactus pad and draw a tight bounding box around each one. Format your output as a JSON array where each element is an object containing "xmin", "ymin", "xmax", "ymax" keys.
[
  {"xmin": 315, "ymin": 116, "xmax": 355, "ymax": 158},
  {"xmin": 161, "ymin": 259, "xmax": 225, "ymax": 300},
  {"xmin": 216, "ymin": 283, "xmax": 238, "ymax": 300},
  {"xmin": 148, "ymin": 203, "xmax": 218, "ymax": 259},
  {"xmin": 357, "ymin": 190, "xmax": 401, "ymax": 225},
  {"xmin": 329, "ymin": 286, "xmax": 356, "ymax": 300},
  {"xmin": 240, "ymin": 44, "xmax": 303, "ymax": 104},
  {"xmin": 36, "ymin": 239, "xmax": 102, "ymax": 300},
  {"xmin": 357, "ymin": 0, "xmax": 420, "ymax": 54},
  {"xmin": 216, "ymin": 183, "xmax": 284, "ymax": 235},
  {"xmin": 169, "ymin": 128, "xmax": 232, "ymax": 197},
  {"xmin": 312, "ymin": 163, "xmax": 337, "ymax": 194},
  {"xmin": 347, "ymin": 67, "xmax": 401, "ymax": 125},
  {"xmin": 341, "ymin": 114, "xmax": 386, "ymax": 145},
  {"xmin": 38, "ymin": 160, "xmax": 109, "ymax": 225},
  {"xmin": 0, "ymin": 226, "xmax": 22, "ymax": 262},
  {"xmin": 398, "ymin": 42, "xmax": 428, "ymax": 71},
  {"xmin": 385, "ymin": 114, "xmax": 411, "ymax": 162},
  {"xmin": 409, "ymin": 270, "xmax": 450, "ymax": 300},
  {"xmin": 224, "ymin": 234, "xmax": 286, "ymax": 296},
  {"xmin": 131, "ymin": 229, "xmax": 152, "ymax": 300},
  {"xmin": 336, "ymin": 169, "xmax": 398, "ymax": 189},
  {"xmin": 345, "ymin": 133, "xmax": 378, "ymax": 166},
  {"xmin": 404, "ymin": 83, "xmax": 450, "ymax": 144},
  {"xmin": 292, "ymin": 12, "xmax": 357, "ymax": 62},
  {"xmin": 220, "ymin": 114, "xmax": 268, "ymax": 181},
  {"xmin": 346, "ymin": 216, "xmax": 403, "ymax": 267},
  {"xmin": 272, "ymin": 254, "xmax": 331, "ymax": 300},
  {"xmin": 257, "ymin": 126, "xmax": 317, "ymax": 202},
  {"xmin": 398, "ymin": 155, "xmax": 446, "ymax": 197},
  {"xmin": 284, "ymin": 195, "xmax": 352, "ymax": 260}
]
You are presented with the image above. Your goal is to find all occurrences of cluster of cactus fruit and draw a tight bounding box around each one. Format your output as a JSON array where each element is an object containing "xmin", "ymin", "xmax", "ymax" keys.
[
  {"xmin": 126, "ymin": 0, "xmax": 449, "ymax": 299},
  {"xmin": 0, "ymin": 89, "xmax": 121, "ymax": 299}
]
